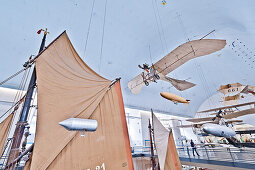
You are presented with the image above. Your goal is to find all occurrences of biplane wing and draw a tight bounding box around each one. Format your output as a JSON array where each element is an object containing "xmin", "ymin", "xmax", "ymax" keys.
[
  {"xmin": 153, "ymin": 39, "xmax": 226, "ymax": 75},
  {"xmin": 240, "ymin": 85, "xmax": 255, "ymax": 94},
  {"xmin": 223, "ymin": 108, "xmax": 255, "ymax": 119},
  {"xmin": 178, "ymin": 123, "xmax": 204, "ymax": 128},
  {"xmin": 160, "ymin": 75, "xmax": 196, "ymax": 91},
  {"xmin": 179, "ymin": 119, "xmax": 243, "ymax": 128},
  {"xmin": 197, "ymin": 101, "xmax": 255, "ymax": 113},
  {"xmin": 217, "ymin": 83, "xmax": 245, "ymax": 94},
  {"xmin": 186, "ymin": 117, "xmax": 215, "ymax": 123},
  {"xmin": 188, "ymin": 108, "xmax": 255, "ymax": 123}
]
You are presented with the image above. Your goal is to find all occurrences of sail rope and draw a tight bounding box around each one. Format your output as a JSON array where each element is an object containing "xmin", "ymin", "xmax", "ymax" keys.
[
  {"xmin": 13, "ymin": 66, "xmax": 32, "ymax": 105},
  {"xmin": 0, "ymin": 84, "xmax": 34, "ymax": 121},
  {"xmin": 0, "ymin": 69, "xmax": 26, "ymax": 86},
  {"xmin": 0, "ymin": 64, "xmax": 33, "ymax": 167},
  {"xmin": 99, "ymin": 0, "xmax": 108, "ymax": 73},
  {"xmin": 0, "ymin": 57, "xmax": 34, "ymax": 86},
  {"xmin": 83, "ymin": 0, "xmax": 96, "ymax": 60},
  {"xmin": 0, "ymin": 65, "xmax": 33, "ymax": 121}
]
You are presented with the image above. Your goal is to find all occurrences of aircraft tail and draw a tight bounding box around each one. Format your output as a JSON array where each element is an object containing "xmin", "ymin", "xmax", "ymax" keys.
[
  {"xmin": 162, "ymin": 76, "xmax": 196, "ymax": 91},
  {"xmin": 226, "ymin": 138, "xmax": 240, "ymax": 147}
]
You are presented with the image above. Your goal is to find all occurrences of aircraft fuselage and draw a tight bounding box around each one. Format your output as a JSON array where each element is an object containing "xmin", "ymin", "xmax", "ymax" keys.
[{"xmin": 202, "ymin": 123, "xmax": 236, "ymax": 138}]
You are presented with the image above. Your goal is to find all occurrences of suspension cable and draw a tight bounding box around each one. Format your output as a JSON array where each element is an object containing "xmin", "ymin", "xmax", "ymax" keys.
[
  {"xmin": 83, "ymin": 0, "xmax": 96, "ymax": 59},
  {"xmin": 151, "ymin": 0, "xmax": 165, "ymax": 54},
  {"xmin": 154, "ymin": 0, "xmax": 168, "ymax": 51},
  {"xmin": 99, "ymin": 0, "xmax": 108, "ymax": 73}
]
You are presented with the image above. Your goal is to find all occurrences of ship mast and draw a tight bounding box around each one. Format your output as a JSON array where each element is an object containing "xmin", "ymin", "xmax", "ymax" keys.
[
  {"xmin": 5, "ymin": 29, "xmax": 49, "ymax": 169},
  {"xmin": 149, "ymin": 109, "xmax": 156, "ymax": 170}
]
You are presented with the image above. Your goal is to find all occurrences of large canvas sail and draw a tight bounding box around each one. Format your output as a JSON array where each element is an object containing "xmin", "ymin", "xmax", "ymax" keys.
[
  {"xmin": 26, "ymin": 32, "xmax": 133, "ymax": 170},
  {"xmin": 133, "ymin": 157, "xmax": 151, "ymax": 170},
  {"xmin": 0, "ymin": 113, "xmax": 13, "ymax": 156},
  {"xmin": 152, "ymin": 113, "xmax": 181, "ymax": 170}
]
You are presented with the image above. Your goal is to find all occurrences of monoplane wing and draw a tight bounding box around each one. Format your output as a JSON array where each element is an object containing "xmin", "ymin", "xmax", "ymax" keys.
[
  {"xmin": 127, "ymin": 73, "xmax": 144, "ymax": 94},
  {"xmin": 153, "ymin": 39, "xmax": 226, "ymax": 75},
  {"xmin": 161, "ymin": 76, "xmax": 196, "ymax": 91}
]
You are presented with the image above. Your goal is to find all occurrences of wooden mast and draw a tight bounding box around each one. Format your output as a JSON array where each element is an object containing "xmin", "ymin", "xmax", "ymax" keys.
[
  {"xmin": 5, "ymin": 29, "xmax": 49, "ymax": 169},
  {"xmin": 149, "ymin": 108, "xmax": 156, "ymax": 170}
]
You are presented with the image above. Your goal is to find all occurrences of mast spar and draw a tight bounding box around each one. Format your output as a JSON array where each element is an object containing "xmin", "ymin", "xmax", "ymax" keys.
[
  {"xmin": 149, "ymin": 109, "xmax": 156, "ymax": 170},
  {"xmin": 5, "ymin": 29, "xmax": 49, "ymax": 169}
]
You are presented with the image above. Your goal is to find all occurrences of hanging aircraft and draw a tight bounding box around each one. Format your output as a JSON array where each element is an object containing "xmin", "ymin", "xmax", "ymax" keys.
[
  {"xmin": 180, "ymin": 101, "xmax": 255, "ymax": 147},
  {"xmin": 160, "ymin": 92, "xmax": 190, "ymax": 105},
  {"xmin": 217, "ymin": 83, "xmax": 255, "ymax": 105},
  {"xmin": 128, "ymin": 39, "xmax": 226, "ymax": 94}
]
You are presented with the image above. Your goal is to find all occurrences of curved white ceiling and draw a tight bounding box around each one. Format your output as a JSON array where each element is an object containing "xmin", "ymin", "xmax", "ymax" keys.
[{"xmin": 0, "ymin": 0, "xmax": 255, "ymax": 117}]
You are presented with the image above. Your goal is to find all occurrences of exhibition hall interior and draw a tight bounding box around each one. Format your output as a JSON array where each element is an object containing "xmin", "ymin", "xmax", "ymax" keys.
[{"xmin": 0, "ymin": 1, "xmax": 255, "ymax": 169}]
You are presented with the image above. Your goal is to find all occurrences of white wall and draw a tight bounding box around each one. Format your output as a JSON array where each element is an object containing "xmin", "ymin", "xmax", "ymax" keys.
[{"xmin": 125, "ymin": 108, "xmax": 198, "ymax": 148}]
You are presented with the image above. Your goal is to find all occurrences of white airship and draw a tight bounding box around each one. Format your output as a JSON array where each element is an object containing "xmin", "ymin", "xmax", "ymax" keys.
[{"xmin": 59, "ymin": 118, "xmax": 98, "ymax": 132}]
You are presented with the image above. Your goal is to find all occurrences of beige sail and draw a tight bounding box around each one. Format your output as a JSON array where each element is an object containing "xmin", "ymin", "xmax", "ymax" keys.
[
  {"xmin": 26, "ymin": 31, "xmax": 133, "ymax": 170},
  {"xmin": 164, "ymin": 132, "xmax": 182, "ymax": 170},
  {"xmin": 133, "ymin": 157, "xmax": 151, "ymax": 170},
  {"xmin": 152, "ymin": 113, "xmax": 181, "ymax": 170},
  {"xmin": 0, "ymin": 113, "xmax": 13, "ymax": 156}
]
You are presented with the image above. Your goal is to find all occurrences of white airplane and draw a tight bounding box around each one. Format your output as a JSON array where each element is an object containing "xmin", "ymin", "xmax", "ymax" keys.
[
  {"xmin": 128, "ymin": 39, "xmax": 226, "ymax": 94},
  {"xmin": 181, "ymin": 102, "xmax": 255, "ymax": 147}
]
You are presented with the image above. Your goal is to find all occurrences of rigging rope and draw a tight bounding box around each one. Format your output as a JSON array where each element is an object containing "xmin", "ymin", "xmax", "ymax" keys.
[
  {"xmin": 0, "ymin": 56, "xmax": 34, "ymax": 86},
  {"xmin": 83, "ymin": 0, "xmax": 96, "ymax": 59},
  {"xmin": 0, "ymin": 80, "xmax": 36, "ymax": 121},
  {"xmin": 0, "ymin": 69, "xmax": 26, "ymax": 86},
  {"xmin": 99, "ymin": 0, "xmax": 108, "ymax": 73},
  {"xmin": 0, "ymin": 94, "xmax": 25, "ymax": 120},
  {"xmin": 0, "ymin": 65, "xmax": 33, "ymax": 121}
]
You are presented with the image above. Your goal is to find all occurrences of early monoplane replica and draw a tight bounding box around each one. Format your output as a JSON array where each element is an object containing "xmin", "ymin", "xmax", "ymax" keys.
[{"xmin": 128, "ymin": 39, "xmax": 226, "ymax": 94}]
